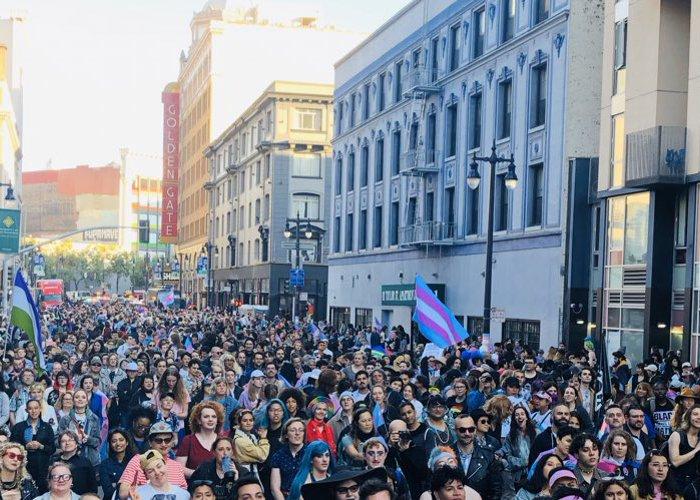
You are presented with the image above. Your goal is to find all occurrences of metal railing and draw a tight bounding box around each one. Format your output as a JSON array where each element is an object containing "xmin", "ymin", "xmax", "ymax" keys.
[
  {"xmin": 399, "ymin": 221, "xmax": 455, "ymax": 245},
  {"xmin": 625, "ymin": 126, "xmax": 686, "ymax": 186},
  {"xmin": 402, "ymin": 68, "xmax": 440, "ymax": 93},
  {"xmin": 401, "ymin": 148, "xmax": 440, "ymax": 174}
]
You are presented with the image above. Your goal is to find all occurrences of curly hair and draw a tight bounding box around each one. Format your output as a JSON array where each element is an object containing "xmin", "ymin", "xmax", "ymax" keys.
[
  {"xmin": 189, "ymin": 401, "xmax": 225, "ymax": 434},
  {"xmin": 0, "ymin": 442, "xmax": 31, "ymax": 481},
  {"xmin": 483, "ymin": 395, "xmax": 513, "ymax": 424}
]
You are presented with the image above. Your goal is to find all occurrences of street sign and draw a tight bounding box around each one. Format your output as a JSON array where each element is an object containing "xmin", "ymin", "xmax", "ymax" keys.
[
  {"xmin": 0, "ymin": 209, "xmax": 20, "ymax": 254},
  {"xmin": 281, "ymin": 241, "xmax": 317, "ymax": 251},
  {"xmin": 299, "ymin": 292, "xmax": 308, "ymax": 301},
  {"xmin": 289, "ymin": 268, "xmax": 305, "ymax": 287},
  {"xmin": 490, "ymin": 307, "xmax": 506, "ymax": 323}
]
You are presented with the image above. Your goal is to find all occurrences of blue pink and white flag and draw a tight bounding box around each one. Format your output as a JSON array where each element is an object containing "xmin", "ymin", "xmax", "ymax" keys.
[
  {"xmin": 373, "ymin": 317, "xmax": 382, "ymax": 331},
  {"xmin": 310, "ymin": 322, "xmax": 322, "ymax": 340},
  {"xmin": 412, "ymin": 275, "xmax": 468, "ymax": 348},
  {"xmin": 184, "ymin": 336, "xmax": 194, "ymax": 353}
]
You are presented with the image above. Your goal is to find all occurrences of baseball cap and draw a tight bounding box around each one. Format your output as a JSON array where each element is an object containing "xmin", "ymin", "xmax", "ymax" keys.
[
  {"xmin": 645, "ymin": 364, "xmax": 658, "ymax": 373},
  {"xmin": 148, "ymin": 421, "xmax": 175, "ymax": 437},
  {"xmin": 683, "ymin": 362, "xmax": 692, "ymax": 369},
  {"xmin": 532, "ymin": 391, "xmax": 552, "ymax": 402},
  {"xmin": 339, "ymin": 391, "xmax": 354, "ymax": 401},
  {"xmin": 125, "ymin": 361, "xmax": 138, "ymax": 371},
  {"xmin": 90, "ymin": 356, "xmax": 102, "ymax": 366},
  {"xmin": 250, "ymin": 370, "xmax": 264, "ymax": 378},
  {"xmin": 548, "ymin": 468, "xmax": 577, "ymax": 489},
  {"xmin": 140, "ymin": 449, "xmax": 165, "ymax": 471}
]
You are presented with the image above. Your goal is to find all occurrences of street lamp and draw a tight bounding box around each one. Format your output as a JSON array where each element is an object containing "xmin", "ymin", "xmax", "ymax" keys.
[
  {"xmin": 284, "ymin": 211, "xmax": 313, "ymax": 319},
  {"xmin": 467, "ymin": 141, "xmax": 518, "ymax": 346},
  {"xmin": 0, "ymin": 182, "xmax": 15, "ymax": 201},
  {"xmin": 201, "ymin": 242, "xmax": 218, "ymax": 309}
]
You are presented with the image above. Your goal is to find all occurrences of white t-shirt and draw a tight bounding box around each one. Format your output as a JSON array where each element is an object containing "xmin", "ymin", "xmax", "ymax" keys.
[{"xmin": 136, "ymin": 483, "xmax": 190, "ymax": 500}]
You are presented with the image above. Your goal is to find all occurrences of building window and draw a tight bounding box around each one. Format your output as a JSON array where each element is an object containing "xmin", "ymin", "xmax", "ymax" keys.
[
  {"xmin": 426, "ymin": 113, "xmax": 437, "ymax": 163},
  {"xmin": 360, "ymin": 145, "xmax": 369, "ymax": 187},
  {"xmin": 407, "ymin": 197, "xmax": 417, "ymax": 226},
  {"xmin": 530, "ymin": 64, "xmax": 547, "ymax": 128},
  {"xmin": 449, "ymin": 24, "xmax": 460, "ymax": 72},
  {"xmin": 445, "ymin": 103, "xmax": 458, "ymax": 158},
  {"xmin": 293, "ymin": 108, "xmax": 322, "ymax": 131},
  {"xmin": 502, "ymin": 0, "xmax": 516, "ymax": 42},
  {"xmin": 444, "ymin": 187, "xmax": 455, "ymax": 238},
  {"xmin": 355, "ymin": 308, "xmax": 372, "ymax": 328},
  {"xmin": 292, "ymin": 193, "xmax": 320, "ymax": 219},
  {"xmin": 378, "ymin": 73, "xmax": 386, "ymax": 112},
  {"xmin": 337, "ymin": 104, "xmax": 343, "ymax": 135},
  {"xmin": 469, "ymin": 92, "xmax": 482, "ymax": 150},
  {"xmin": 390, "ymin": 201, "xmax": 399, "ymax": 245},
  {"xmin": 264, "ymin": 194, "xmax": 270, "ymax": 221},
  {"xmin": 468, "ymin": 316, "xmax": 484, "ymax": 337},
  {"xmin": 264, "ymin": 154, "xmax": 271, "ymax": 179},
  {"xmin": 430, "ymin": 37, "xmax": 439, "ymax": 82},
  {"xmin": 473, "ymin": 8, "xmax": 486, "ymax": 58},
  {"xmin": 391, "ymin": 130, "xmax": 401, "ymax": 175},
  {"xmin": 467, "ymin": 186, "xmax": 479, "ymax": 235},
  {"xmin": 534, "ymin": 0, "xmax": 549, "ymax": 24},
  {"xmin": 394, "ymin": 61, "xmax": 403, "ymax": 103},
  {"xmin": 425, "ymin": 191, "xmax": 434, "ymax": 222},
  {"xmin": 349, "ymin": 93, "xmax": 356, "ymax": 128},
  {"xmin": 374, "ymin": 206, "xmax": 383, "ymax": 248},
  {"xmin": 375, "ymin": 138, "xmax": 384, "ymax": 182},
  {"xmin": 254, "ymin": 199, "xmax": 261, "ymax": 224},
  {"xmin": 333, "ymin": 216, "xmax": 341, "ymax": 253},
  {"xmin": 359, "ymin": 209, "xmax": 367, "ymax": 250},
  {"xmin": 363, "ymin": 83, "xmax": 370, "ymax": 121},
  {"xmin": 614, "ymin": 20, "xmax": 627, "ymax": 95},
  {"xmin": 346, "ymin": 214, "xmax": 354, "ymax": 251},
  {"xmin": 347, "ymin": 151, "xmax": 355, "ymax": 191},
  {"xmin": 498, "ymin": 79, "xmax": 512, "ymax": 140},
  {"xmin": 496, "ymin": 173, "xmax": 509, "ymax": 231},
  {"xmin": 335, "ymin": 158, "xmax": 343, "ymax": 195},
  {"xmin": 255, "ymin": 161, "xmax": 261, "ymax": 185},
  {"xmin": 610, "ymin": 113, "xmax": 625, "ymax": 188},
  {"xmin": 503, "ymin": 319, "xmax": 541, "ymax": 348},
  {"xmin": 528, "ymin": 163, "xmax": 544, "ymax": 226},
  {"xmin": 330, "ymin": 307, "xmax": 351, "ymax": 330},
  {"xmin": 292, "ymin": 154, "xmax": 321, "ymax": 178}
]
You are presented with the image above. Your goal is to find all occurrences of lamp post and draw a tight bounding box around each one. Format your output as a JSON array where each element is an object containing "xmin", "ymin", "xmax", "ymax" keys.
[
  {"xmin": 466, "ymin": 141, "xmax": 517, "ymax": 346},
  {"xmin": 201, "ymin": 242, "xmax": 216, "ymax": 309},
  {"xmin": 284, "ymin": 211, "xmax": 313, "ymax": 319},
  {"xmin": 176, "ymin": 252, "xmax": 185, "ymax": 297}
]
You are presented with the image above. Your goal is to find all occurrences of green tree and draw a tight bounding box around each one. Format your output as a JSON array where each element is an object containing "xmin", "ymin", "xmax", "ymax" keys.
[
  {"xmin": 128, "ymin": 253, "xmax": 148, "ymax": 290},
  {"xmin": 108, "ymin": 251, "xmax": 132, "ymax": 293}
]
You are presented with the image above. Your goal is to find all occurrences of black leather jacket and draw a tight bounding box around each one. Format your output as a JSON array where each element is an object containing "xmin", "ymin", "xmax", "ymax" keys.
[{"xmin": 451, "ymin": 443, "xmax": 502, "ymax": 499}]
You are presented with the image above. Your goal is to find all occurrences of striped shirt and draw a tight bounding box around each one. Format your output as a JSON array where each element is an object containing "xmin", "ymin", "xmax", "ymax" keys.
[{"xmin": 118, "ymin": 454, "xmax": 187, "ymax": 488}]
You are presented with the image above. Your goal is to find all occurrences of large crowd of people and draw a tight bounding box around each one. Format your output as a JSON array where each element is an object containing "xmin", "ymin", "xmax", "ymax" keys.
[{"xmin": 0, "ymin": 299, "xmax": 698, "ymax": 499}]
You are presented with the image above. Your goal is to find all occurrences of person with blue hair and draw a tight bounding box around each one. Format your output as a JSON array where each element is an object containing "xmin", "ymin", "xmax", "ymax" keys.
[{"xmin": 288, "ymin": 439, "xmax": 334, "ymax": 500}]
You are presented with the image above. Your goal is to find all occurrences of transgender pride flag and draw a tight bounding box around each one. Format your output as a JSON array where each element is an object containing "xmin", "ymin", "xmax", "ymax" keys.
[{"xmin": 412, "ymin": 275, "xmax": 468, "ymax": 348}]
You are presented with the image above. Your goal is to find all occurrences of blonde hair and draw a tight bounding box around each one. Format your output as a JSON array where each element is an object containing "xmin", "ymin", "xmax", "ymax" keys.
[
  {"xmin": 483, "ymin": 395, "xmax": 513, "ymax": 424},
  {"xmin": 0, "ymin": 442, "xmax": 31, "ymax": 481}
]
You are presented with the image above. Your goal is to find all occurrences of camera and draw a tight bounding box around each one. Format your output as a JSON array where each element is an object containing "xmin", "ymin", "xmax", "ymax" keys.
[{"xmin": 398, "ymin": 431, "xmax": 411, "ymax": 442}]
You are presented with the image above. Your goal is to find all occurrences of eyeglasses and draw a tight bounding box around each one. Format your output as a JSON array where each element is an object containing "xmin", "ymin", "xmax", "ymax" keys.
[
  {"xmin": 4, "ymin": 451, "xmax": 24, "ymax": 461},
  {"xmin": 336, "ymin": 484, "xmax": 360, "ymax": 495},
  {"xmin": 150, "ymin": 436, "xmax": 172, "ymax": 444},
  {"xmin": 50, "ymin": 474, "xmax": 72, "ymax": 482},
  {"xmin": 457, "ymin": 426, "xmax": 476, "ymax": 434},
  {"xmin": 478, "ymin": 419, "xmax": 490, "ymax": 425}
]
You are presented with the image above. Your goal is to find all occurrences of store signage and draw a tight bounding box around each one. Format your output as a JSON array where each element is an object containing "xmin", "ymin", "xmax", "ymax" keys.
[
  {"xmin": 0, "ymin": 209, "xmax": 20, "ymax": 253},
  {"xmin": 381, "ymin": 282, "xmax": 445, "ymax": 306},
  {"xmin": 160, "ymin": 85, "xmax": 180, "ymax": 243}
]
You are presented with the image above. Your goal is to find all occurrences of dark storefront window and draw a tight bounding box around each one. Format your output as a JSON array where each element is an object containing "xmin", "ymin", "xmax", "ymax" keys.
[
  {"xmin": 355, "ymin": 308, "xmax": 372, "ymax": 328},
  {"xmin": 330, "ymin": 307, "xmax": 351, "ymax": 330},
  {"xmin": 502, "ymin": 319, "xmax": 541, "ymax": 349},
  {"xmin": 467, "ymin": 316, "xmax": 484, "ymax": 337}
]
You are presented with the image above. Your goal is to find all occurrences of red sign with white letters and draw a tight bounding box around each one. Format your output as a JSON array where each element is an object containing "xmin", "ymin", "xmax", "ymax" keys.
[{"xmin": 161, "ymin": 88, "xmax": 180, "ymax": 243}]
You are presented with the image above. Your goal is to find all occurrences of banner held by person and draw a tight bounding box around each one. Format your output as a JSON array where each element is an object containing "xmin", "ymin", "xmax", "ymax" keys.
[
  {"xmin": 10, "ymin": 269, "xmax": 46, "ymax": 372},
  {"xmin": 412, "ymin": 275, "xmax": 468, "ymax": 348}
]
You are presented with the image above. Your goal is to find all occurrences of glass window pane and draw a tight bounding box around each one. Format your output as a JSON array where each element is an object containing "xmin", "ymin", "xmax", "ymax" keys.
[
  {"xmin": 624, "ymin": 192, "xmax": 650, "ymax": 264},
  {"xmin": 620, "ymin": 330, "xmax": 644, "ymax": 366},
  {"xmin": 622, "ymin": 308, "xmax": 645, "ymax": 330}
]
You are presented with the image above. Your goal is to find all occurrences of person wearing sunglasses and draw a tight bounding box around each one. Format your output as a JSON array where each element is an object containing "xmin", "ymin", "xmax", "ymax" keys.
[
  {"xmin": 449, "ymin": 413, "xmax": 502, "ymax": 499},
  {"xmin": 288, "ymin": 440, "xmax": 334, "ymax": 500},
  {"xmin": 33, "ymin": 462, "xmax": 79, "ymax": 500},
  {"xmin": 117, "ymin": 421, "xmax": 187, "ymax": 499},
  {"xmin": 0, "ymin": 442, "xmax": 38, "ymax": 500}
]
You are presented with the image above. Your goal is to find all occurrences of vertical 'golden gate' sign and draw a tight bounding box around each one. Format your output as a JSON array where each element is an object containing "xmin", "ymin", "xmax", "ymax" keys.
[{"xmin": 161, "ymin": 83, "xmax": 180, "ymax": 243}]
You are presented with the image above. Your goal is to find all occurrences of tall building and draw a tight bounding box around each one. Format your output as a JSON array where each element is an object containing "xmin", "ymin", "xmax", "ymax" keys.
[
  {"xmin": 0, "ymin": 12, "xmax": 24, "ymax": 142},
  {"xmin": 22, "ymin": 164, "xmax": 121, "ymax": 244},
  {"xmin": 590, "ymin": 0, "xmax": 700, "ymax": 365},
  {"xmin": 130, "ymin": 175, "xmax": 170, "ymax": 259},
  {"xmin": 328, "ymin": 0, "xmax": 603, "ymax": 349},
  {"xmin": 176, "ymin": 0, "xmax": 365, "ymax": 304},
  {"xmin": 204, "ymin": 81, "xmax": 332, "ymax": 314}
]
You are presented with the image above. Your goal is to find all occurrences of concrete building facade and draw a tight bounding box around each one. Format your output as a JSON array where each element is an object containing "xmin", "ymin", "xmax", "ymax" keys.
[
  {"xmin": 589, "ymin": 0, "xmax": 700, "ymax": 365},
  {"xmin": 205, "ymin": 81, "xmax": 333, "ymax": 316},
  {"xmin": 175, "ymin": 0, "xmax": 365, "ymax": 306},
  {"xmin": 328, "ymin": 0, "xmax": 604, "ymax": 349}
]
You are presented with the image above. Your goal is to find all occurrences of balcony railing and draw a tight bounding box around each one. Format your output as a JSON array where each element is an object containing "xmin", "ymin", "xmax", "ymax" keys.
[
  {"xmin": 625, "ymin": 126, "xmax": 686, "ymax": 187},
  {"xmin": 401, "ymin": 148, "xmax": 440, "ymax": 175},
  {"xmin": 399, "ymin": 221, "xmax": 455, "ymax": 245},
  {"xmin": 402, "ymin": 68, "xmax": 441, "ymax": 96}
]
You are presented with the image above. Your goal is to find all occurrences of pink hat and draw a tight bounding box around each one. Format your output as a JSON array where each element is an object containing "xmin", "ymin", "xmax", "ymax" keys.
[
  {"xmin": 533, "ymin": 391, "xmax": 552, "ymax": 402},
  {"xmin": 548, "ymin": 468, "xmax": 576, "ymax": 489}
]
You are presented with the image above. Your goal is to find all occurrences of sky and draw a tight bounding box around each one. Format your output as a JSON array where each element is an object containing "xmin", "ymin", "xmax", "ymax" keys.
[{"xmin": 3, "ymin": 0, "xmax": 411, "ymax": 175}]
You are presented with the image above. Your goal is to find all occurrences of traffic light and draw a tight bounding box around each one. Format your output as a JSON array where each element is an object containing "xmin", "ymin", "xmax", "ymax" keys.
[{"xmin": 138, "ymin": 220, "xmax": 150, "ymax": 244}]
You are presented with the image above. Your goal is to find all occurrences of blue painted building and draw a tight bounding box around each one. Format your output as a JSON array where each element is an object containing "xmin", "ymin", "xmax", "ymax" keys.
[{"xmin": 328, "ymin": 0, "xmax": 604, "ymax": 350}]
